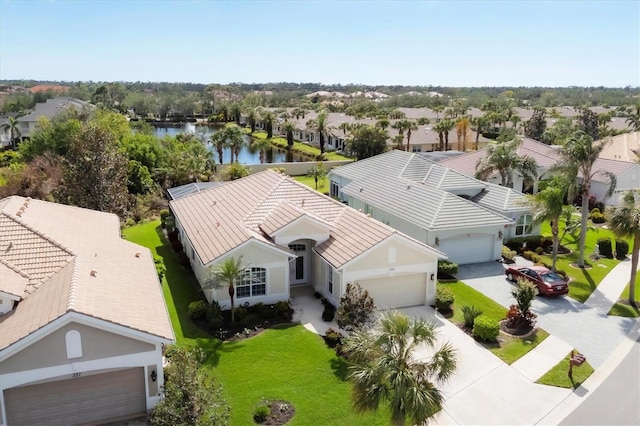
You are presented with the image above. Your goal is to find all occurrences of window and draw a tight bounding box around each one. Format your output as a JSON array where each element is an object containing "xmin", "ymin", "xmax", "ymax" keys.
[
  {"xmin": 330, "ymin": 181, "xmax": 340, "ymax": 198},
  {"xmin": 515, "ymin": 214, "xmax": 533, "ymax": 236},
  {"xmin": 364, "ymin": 204, "xmax": 374, "ymax": 216},
  {"xmin": 412, "ymin": 146, "xmax": 422, "ymax": 152},
  {"xmin": 236, "ymin": 267, "xmax": 267, "ymax": 298},
  {"xmin": 328, "ymin": 265, "xmax": 333, "ymax": 294},
  {"xmin": 288, "ymin": 244, "xmax": 306, "ymax": 252},
  {"xmin": 65, "ymin": 330, "xmax": 83, "ymax": 359}
]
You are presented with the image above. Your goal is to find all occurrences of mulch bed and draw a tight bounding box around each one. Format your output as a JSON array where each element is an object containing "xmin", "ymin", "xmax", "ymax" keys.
[
  {"xmin": 499, "ymin": 320, "xmax": 535, "ymax": 337},
  {"xmin": 192, "ymin": 312, "xmax": 293, "ymax": 342},
  {"xmin": 256, "ymin": 400, "xmax": 295, "ymax": 425}
]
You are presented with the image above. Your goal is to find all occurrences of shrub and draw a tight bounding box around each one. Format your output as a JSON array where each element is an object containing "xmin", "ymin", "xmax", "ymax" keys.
[
  {"xmin": 502, "ymin": 245, "xmax": 517, "ymax": 261},
  {"xmin": 154, "ymin": 255, "xmax": 166, "ymax": 281},
  {"xmin": 254, "ymin": 302, "xmax": 276, "ymax": 319},
  {"xmin": 591, "ymin": 212, "xmax": 606, "ymax": 224},
  {"xmin": 336, "ymin": 283, "xmax": 376, "ymax": 331},
  {"xmin": 616, "ymin": 239, "xmax": 629, "ymax": 259},
  {"xmin": 597, "ymin": 238, "xmax": 613, "ymax": 258},
  {"xmin": 274, "ymin": 300, "xmax": 293, "ymax": 318},
  {"xmin": 322, "ymin": 307, "xmax": 335, "ymax": 322},
  {"xmin": 512, "ymin": 278, "xmax": 537, "ymax": 316},
  {"xmin": 242, "ymin": 313, "xmax": 260, "ymax": 326},
  {"xmin": 435, "ymin": 287, "xmax": 455, "ymax": 311},
  {"xmin": 253, "ymin": 405, "xmax": 271, "ymax": 423},
  {"xmin": 167, "ymin": 229, "xmax": 179, "ymax": 242},
  {"xmin": 171, "ymin": 239, "xmax": 184, "ymax": 253},
  {"xmin": 324, "ymin": 327, "xmax": 344, "ymax": 348},
  {"xmin": 472, "ymin": 316, "xmax": 500, "ymax": 342},
  {"xmin": 535, "ymin": 247, "xmax": 545, "ymax": 255},
  {"xmin": 461, "ymin": 305, "xmax": 483, "ymax": 328},
  {"xmin": 234, "ymin": 306, "xmax": 248, "ymax": 323},
  {"xmin": 590, "ymin": 207, "xmax": 601, "ymax": 215},
  {"xmin": 159, "ymin": 209, "xmax": 170, "ymax": 228},
  {"xmin": 188, "ymin": 300, "xmax": 208, "ymax": 320},
  {"xmin": 522, "ymin": 250, "xmax": 541, "ymax": 263},
  {"xmin": 314, "ymin": 291, "xmax": 322, "ymax": 299},
  {"xmin": 206, "ymin": 301, "xmax": 223, "ymax": 329},
  {"xmin": 437, "ymin": 259, "xmax": 459, "ymax": 277}
]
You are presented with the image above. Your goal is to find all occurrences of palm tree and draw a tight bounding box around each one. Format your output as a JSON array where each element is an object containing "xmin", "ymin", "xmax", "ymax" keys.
[
  {"xmin": 432, "ymin": 105, "xmax": 444, "ymax": 122},
  {"xmin": 391, "ymin": 120, "xmax": 406, "ymax": 149},
  {"xmin": 475, "ymin": 138, "xmax": 538, "ymax": 188},
  {"xmin": 345, "ymin": 311, "xmax": 457, "ymax": 426},
  {"xmin": 262, "ymin": 110, "xmax": 276, "ymax": 138},
  {"xmin": 281, "ymin": 120, "xmax": 297, "ymax": 149},
  {"xmin": 229, "ymin": 103, "xmax": 242, "ymax": 125},
  {"xmin": 1, "ymin": 117, "xmax": 21, "ymax": 149},
  {"xmin": 433, "ymin": 120, "xmax": 446, "ymax": 151},
  {"xmin": 246, "ymin": 107, "xmax": 259, "ymax": 133},
  {"xmin": 307, "ymin": 161, "xmax": 326, "ymax": 191},
  {"xmin": 251, "ymin": 137, "xmax": 271, "ymax": 164},
  {"xmin": 211, "ymin": 126, "xmax": 244, "ymax": 164},
  {"xmin": 608, "ymin": 191, "xmax": 640, "ymax": 308},
  {"xmin": 625, "ymin": 104, "xmax": 640, "ymax": 131},
  {"xmin": 527, "ymin": 177, "xmax": 570, "ymax": 271},
  {"xmin": 455, "ymin": 117, "xmax": 470, "ymax": 151},
  {"xmin": 208, "ymin": 256, "xmax": 246, "ymax": 322},
  {"xmin": 554, "ymin": 131, "xmax": 616, "ymax": 267},
  {"xmin": 306, "ymin": 109, "xmax": 330, "ymax": 154},
  {"xmin": 339, "ymin": 121, "xmax": 353, "ymax": 135},
  {"xmin": 440, "ymin": 119, "xmax": 455, "ymax": 151},
  {"xmin": 404, "ymin": 120, "xmax": 418, "ymax": 152}
]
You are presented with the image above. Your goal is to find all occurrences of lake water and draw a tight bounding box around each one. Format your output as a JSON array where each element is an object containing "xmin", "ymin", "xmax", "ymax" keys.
[{"xmin": 153, "ymin": 123, "xmax": 308, "ymax": 164}]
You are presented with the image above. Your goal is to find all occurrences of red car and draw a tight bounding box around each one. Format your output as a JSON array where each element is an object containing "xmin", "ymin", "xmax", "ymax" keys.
[{"xmin": 505, "ymin": 266, "xmax": 569, "ymax": 296}]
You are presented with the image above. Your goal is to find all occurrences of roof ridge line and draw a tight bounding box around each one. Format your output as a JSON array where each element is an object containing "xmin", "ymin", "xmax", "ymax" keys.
[
  {"xmin": 1, "ymin": 211, "xmax": 76, "ymax": 258},
  {"xmin": 66, "ymin": 259, "xmax": 80, "ymax": 312},
  {"xmin": 0, "ymin": 256, "xmax": 30, "ymax": 279}
]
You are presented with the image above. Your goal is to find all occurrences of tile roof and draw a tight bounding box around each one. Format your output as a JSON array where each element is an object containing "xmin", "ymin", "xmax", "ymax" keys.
[
  {"xmin": 472, "ymin": 183, "xmax": 530, "ymax": 213},
  {"xmin": 166, "ymin": 181, "xmax": 227, "ymax": 200},
  {"xmin": 19, "ymin": 97, "xmax": 93, "ymax": 123},
  {"xmin": 0, "ymin": 196, "xmax": 174, "ymax": 351},
  {"xmin": 170, "ymin": 170, "xmax": 444, "ymax": 268}
]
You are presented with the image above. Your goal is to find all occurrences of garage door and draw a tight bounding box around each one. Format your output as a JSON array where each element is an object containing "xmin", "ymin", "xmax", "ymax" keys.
[
  {"xmin": 4, "ymin": 367, "xmax": 146, "ymax": 426},
  {"xmin": 439, "ymin": 234, "xmax": 495, "ymax": 264},
  {"xmin": 359, "ymin": 274, "xmax": 426, "ymax": 308}
]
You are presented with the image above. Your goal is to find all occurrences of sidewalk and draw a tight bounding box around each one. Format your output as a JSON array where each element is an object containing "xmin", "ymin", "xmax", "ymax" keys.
[{"xmin": 583, "ymin": 257, "xmax": 634, "ymax": 311}]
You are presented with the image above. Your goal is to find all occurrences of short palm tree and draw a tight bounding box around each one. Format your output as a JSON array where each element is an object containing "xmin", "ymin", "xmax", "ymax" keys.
[
  {"xmin": 307, "ymin": 161, "xmax": 326, "ymax": 191},
  {"xmin": 608, "ymin": 191, "xmax": 640, "ymax": 308},
  {"xmin": 625, "ymin": 104, "xmax": 640, "ymax": 131},
  {"xmin": 345, "ymin": 310, "xmax": 457, "ymax": 426},
  {"xmin": 251, "ymin": 137, "xmax": 271, "ymax": 164},
  {"xmin": 208, "ymin": 256, "xmax": 246, "ymax": 322},
  {"xmin": 475, "ymin": 138, "xmax": 538, "ymax": 189},
  {"xmin": 553, "ymin": 131, "xmax": 616, "ymax": 267},
  {"xmin": 246, "ymin": 107, "xmax": 259, "ymax": 133},
  {"xmin": 281, "ymin": 120, "xmax": 297, "ymax": 149},
  {"xmin": 306, "ymin": 110, "xmax": 330, "ymax": 153},
  {"xmin": 1, "ymin": 116, "xmax": 21, "ymax": 149}
]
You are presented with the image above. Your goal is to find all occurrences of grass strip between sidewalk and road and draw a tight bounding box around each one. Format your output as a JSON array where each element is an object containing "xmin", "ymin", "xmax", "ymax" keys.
[{"xmin": 536, "ymin": 350, "xmax": 594, "ymax": 389}]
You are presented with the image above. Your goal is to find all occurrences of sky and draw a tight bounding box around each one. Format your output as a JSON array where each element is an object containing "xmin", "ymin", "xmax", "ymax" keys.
[{"xmin": 0, "ymin": 0, "xmax": 638, "ymax": 87}]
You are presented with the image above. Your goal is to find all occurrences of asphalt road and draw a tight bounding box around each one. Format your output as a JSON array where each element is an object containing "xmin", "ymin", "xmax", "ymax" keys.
[{"xmin": 561, "ymin": 337, "xmax": 640, "ymax": 426}]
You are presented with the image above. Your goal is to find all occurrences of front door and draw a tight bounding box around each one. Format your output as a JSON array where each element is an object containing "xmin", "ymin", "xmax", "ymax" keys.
[{"xmin": 289, "ymin": 243, "xmax": 308, "ymax": 285}]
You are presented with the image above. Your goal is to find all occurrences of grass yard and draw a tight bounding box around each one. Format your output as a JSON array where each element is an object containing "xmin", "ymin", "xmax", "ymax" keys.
[
  {"xmin": 608, "ymin": 276, "xmax": 640, "ymax": 318},
  {"xmin": 439, "ymin": 281, "xmax": 549, "ymax": 364},
  {"xmin": 294, "ymin": 175, "xmax": 329, "ymax": 194},
  {"xmin": 539, "ymin": 221, "xmax": 622, "ymax": 303},
  {"xmin": 252, "ymin": 131, "xmax": 352, "ymax": 161},
  {"xmin": 536, "ymin": 351, "xmax": 594, "ymax": 389},
  {"xmin": 123, "ymin": 221, "xmax": 388, "ymax": 425}
]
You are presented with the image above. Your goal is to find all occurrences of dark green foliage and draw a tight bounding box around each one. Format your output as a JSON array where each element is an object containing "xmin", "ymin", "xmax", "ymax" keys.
[
  {"xmin": 535, "ymin": 247, "xmax": 545, "ymax": 255},
  {"xmin": 322, "ymin": 303, "xmax": 336, "ymax": 321},
  {"xmin": 205, "ymin": 301, "xmax": 223, "ymax": 329},
  {"xmin": 188, "ymin": 300, "xmax": 209, "ymax": 320},
  {"xmin": 274, "ymin": 300, "xmax": 293, "ymax": 318},
  {"xmin": 591, "ymin": 212, "xmax": 606, "ymax": 223},
  {"xmin": 437, "ymin": 259, "xmax": 459, "ymax": 277},
  {"xmin": 505, "ymin": 236, "xmax": 548, "ymax": 253},
  {"xmin": 253, "ymin": 405, "xmax": 270, "ymax": 423},
  {"xmin": 472, "ymin": 316, "xmax": 500, "ymax": 342},
  {"xmin": 234, "ymin": 307, "xmax": 248, "ymax": 323},
  {"xmin": 154, "ymin": 255, "xmax": 166, "ymax": 281},
  {"xmin": 336, "ymin": 283, "xmax": 376, "ymax": 331},
  {"xmin": 435, "ymin": 287, "xmax": 454, "ymax": 311},
  {"xmin": 597, "ymin": 238, "xmax": 613, "ymax": 258},
  {"xmin": 160, "ymin": 209, "xmax": 171, "ymax": 221},
  {"xmin": 149, "ymin": 346, "xmax": 229, "ymax": 426},
  {"xmin": 509, "ymin": 279, "xmax": 538, "ymax": 329},
  {"xmin": 461, "ymin": 305, "xmax": 483, "ymax": 328},
  {"xmin": 616, "ymin": 239, "xmax": 629, "ymax": 259},
  {"xmin": 324, "ymin": 327, "xmax": 345, "ymax": 348},
  {"xmin": 223, "ymin": 162, "xmax": 250, "ymax": 181},
  {"xmin": 524, "ymin": 107, "xmax": 547, "ymax": 141},
  {"xmin": 344, "ymin": 124, "xmax": 389, "ymax": 160},
  {"xmin": 522, "ymin": 250, "xmax": 542, "ymax": 263},
  {"xmin": 254, "ymin": 302, "xmax": 277, "ymax": 319}
]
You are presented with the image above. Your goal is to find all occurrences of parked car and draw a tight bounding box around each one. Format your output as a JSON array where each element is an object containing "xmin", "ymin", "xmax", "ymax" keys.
[{"xmin": 505, "ymin": 265, "xmax": 569, "ymax": 296}]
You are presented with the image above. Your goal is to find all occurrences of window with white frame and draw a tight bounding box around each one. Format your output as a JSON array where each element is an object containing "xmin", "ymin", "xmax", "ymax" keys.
[
  {"xmin": 236, "ymin": 267, "xmax": 267, "ymax": 298},
  {"xmin": 515, "ymin": 214, "xmax": 533, "ymax": 236},
  {"xmin": 330, "ymin": 181, "xmax": 340, "ymax": 198},
  {"xmin": 328, "ymin": 265, "xmax": 333, "ymax": 294}
]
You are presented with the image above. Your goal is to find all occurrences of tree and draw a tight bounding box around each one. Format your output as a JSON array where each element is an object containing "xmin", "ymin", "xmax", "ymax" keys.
[
  {"xmin": 1, "ymin": 116, "xmax": 21, "ymax": 149},
  {"xmin": 149, "ymin": 346, "xmax": 230, "ymax": 426},
  {"xmin": 307, "ymin": 161, "xmax": 326, "ymax": 191},
  {"xmin": 576, "ymin": 108, "xmax": 601, "ymax": 141},
  {"xmin": 222, "ymin": 162, "xmax": 250, "ymax": 181},
  {"xmin": 262, "ymin": 109, "xmax": 276, "ymax": 138},
  {"xmin": 246, "ymin": 107, "xmax": 260, "ymax": 133},
  {"xmin": 208, "ymin": 256, "xmax": 246, "ymax": 322},
  {"xmin": 336, "ymin": 283, "xmax": 376, "ymax": 331},
  {"xmin": 455, "ymin": 117, "xmax": 470, "ymax": 151},
  {"xmin": 251, "ymin": 137, "xmax": 271, "ymax": 164},
  {"xmin": 523, "ymin": 107, "xmax": 547, "ymax": 142},
  {"xmin": 607, "ymin": 191, "xmax": 640, "ymax": 308},
  {"xmin": 625, "ymin": 104, "xmax": 640, "ymax": 131},
  {"xmin": 526, "ymin": 176, "xmax": 569, "ymax": 271},
  {"xmin": 58, "ymin": 124, "xmax": 129, "ymax": 215},
  {"xmin": 345, "ymin": 311, "xmax": 457, "ymax": 426},
  {"xmin": 281, "ymin": 120, "xmax": 297, "ymax": 149},
  {"xmin": 306, "ymin": 110, "xmax": 330, "ymax": 154},
  {"xmin": 471, "ymin": 116, "xmax": 488, "ymax": 149},
  {"xmin": 229, "ymin": 103, "xmax": 242, "ymax": 125},
  {"xmin": 211, "ymin": 126, "xmax": 244, "ymax": 164},
  {"xmin": 439, "ymin": 119, "xmax": 455, "ymax": 151},
  {"xmin": 475, "ymin": 138, "xmax": 538, "ymax": 189},
  {"xmin": 344, "ymin": 124, "xmax": 388, "ymax": 160},
  {"xmin": 554, "ymin": 131, "xmax": 616, "ymax": 267}
]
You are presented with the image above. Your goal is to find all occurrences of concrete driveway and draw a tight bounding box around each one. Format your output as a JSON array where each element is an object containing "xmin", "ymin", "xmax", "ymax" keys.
[{"xmin": 457, "ymin": 261, "xmax": 637, "ymax": 368}]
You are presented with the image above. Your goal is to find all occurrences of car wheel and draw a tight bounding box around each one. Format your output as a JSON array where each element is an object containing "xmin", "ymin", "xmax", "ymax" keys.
[{"xmin": 507, "ymin": 273, "xmax": 514, "ymax": 282}]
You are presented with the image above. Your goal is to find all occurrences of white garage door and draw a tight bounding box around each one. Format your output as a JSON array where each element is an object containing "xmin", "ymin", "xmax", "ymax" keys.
[
  {"xmin": 439, "ymin": 234, "xmax": 495, "ymax": 264},
  {"xmin": 359, "ymin": 274, "xmax": 426, "ymax": 308},
  {"xmin": 4, "ymin": 367, "xmax": 146, "ymax": 426}
]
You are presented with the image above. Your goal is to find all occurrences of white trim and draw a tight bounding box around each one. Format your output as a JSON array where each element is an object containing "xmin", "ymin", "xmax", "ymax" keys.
[
  {"xmin": 201, "ymin": 238, "xmax": 294, "ymax": 269},
  {"xmin": 0, "ymin": 291, "xmax": 21, "ymax": 302},
  {"xmin": 270, "ymin": 214, "xmax": 332, "ymax": 245}
]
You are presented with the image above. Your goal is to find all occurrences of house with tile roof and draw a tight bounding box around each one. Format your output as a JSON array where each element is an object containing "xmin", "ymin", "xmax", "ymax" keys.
[
  {"xmin": 438, "ymin": 137, "xmax": 640, "ymax": 207},
  {"xmin": 0, "ymin": 196, "xmax": 174, "ymax": 426},
  {"xmin": 329, "ymin": 150, "xmax": 535, "ymax": 265},
  {"xmin": 16, "ymin": 97, "xmax": 93, "ymax": 139},
  {"xmin": 169, "ymin": 170, "xmax": 445, "ymax": 311}
]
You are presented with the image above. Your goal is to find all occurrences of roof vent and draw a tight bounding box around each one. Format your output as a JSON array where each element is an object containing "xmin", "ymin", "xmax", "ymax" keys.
[
  {"xmin": 135, "ymin": 252, "xmax": 141, "ymax": 258},
  {"xmin": 90, "ymin": 269, "xmax": 98, "ymax": 277},
  {"xmin": 366, "ymin": 214, "xmax": 371, "ymax": 218},
  {"xmin": 407, "ymin": 184, "xmax": 411, "ymax": 190},
  {"xmin": 359, "ymin": 187, "xmax": 363, "ymax": 192},
  {"xmin": 19, "ymin": 206, "xmax": 26, "ymax": 212},
  {"xmin": 301, "ymin": 199, "xmax": 305, "ymax": 207},
  {"xmin": 16, "ymin": 210, "xmax": 22, "ymax": 217},
  {"xmin": 215, "ymin": 221, "xmax": 220, "ymax": 228},
  {"xmin": 210, "ymin": 200, "xmax": 217, "ymax": 206}
]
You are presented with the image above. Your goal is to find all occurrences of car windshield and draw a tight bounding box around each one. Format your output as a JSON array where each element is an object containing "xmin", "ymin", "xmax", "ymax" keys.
[{"xmin": 541, "ymin": 272, "xmax": 564, "ymax": 283}]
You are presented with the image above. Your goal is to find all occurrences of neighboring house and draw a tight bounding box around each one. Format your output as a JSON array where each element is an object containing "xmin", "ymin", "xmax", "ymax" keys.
[
  {"xmin": 328, "ymin": 150, "xmax": 533, "ymax": 265},
  {"xmin": 169, "ymin": 170, "xmax": 444, "ymax": 311},
  {"xmin": 438, "ymin": 137, "xmax": 640, "ymax": 206},
  {"xmin": 599, "ymin": 131, "xmax": 640, "ymax": 163},
  {"xmin": 0, "ymin": 196, "xmax": 174, "ymax": 426},
  {"xmin": 17, "ymin": 97, "xmax": 93, "ymax": 139}
]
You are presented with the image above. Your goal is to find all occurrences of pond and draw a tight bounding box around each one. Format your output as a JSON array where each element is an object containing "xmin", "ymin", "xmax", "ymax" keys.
[{"xmin": 153, "ymin": 123, "xmax": 310, "ymax": 164}]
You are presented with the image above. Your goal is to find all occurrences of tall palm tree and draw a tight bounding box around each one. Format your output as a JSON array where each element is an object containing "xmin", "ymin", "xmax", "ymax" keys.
[
  {"xmin": 475, "ymin": 138, "xmax": 538, "ymax": 188},
  {"xmin": 527, "ymin": 177, "xmax": 570, "ymax": 271},
  {"xmin": 404, "ymin": 120, "xmax": 418, "ymax": 152},
  {"xmin": 251, "ymin": 137, "xmax": 271, "ymax": 164},
  {"xmin": 608, "ymin": 191, "xmax": 640, "ymax": 308},
  {"xmin": 433, "ymin": 120, "xmax": 446, "ymax": 151},
  {"xmin": 339, "ymin": 121, "xmax": 353, "ymax": 134},
  {"xmin": 625, "ymin": 104, "xmax": 640, "ymax": 131},
  {"xmin": 391, "ymin": 120, "xmax": 406, "ymax": 149},
  {"xmin": 262, "ymin": 110, "xmax": 276, "ymax": 138},
  {"xmin": 306, "ymin": 109, "xmax": 330, "ymax": 154},
  {"xmin": 281, "ymin": 120, "xmax": 297, "ymax": 149},
  {"xmin": 440, "ymin": 119, "xmax": 455, "ymax": 151},
  {"xmin": 1, "ymin": 117, "xmax": 21, "ymax": 149},
  {"xmin": 211, "ymin": 126, "xmax": 244, "ymax": 164},
  {"xmin": 455, "ymin": 117, "xmax": 470, "ymax": 151},
  {"xmin": 432, "ymin": 105, "xmax": 444, "ymax": 122},
  {"xmin": 246, "ymin": 107, "xmax": 259, "ymax": 133},
  {"xmin": 208, "ymin": 256, "xmax": 246, "ymax": 322},
  {"xmin": 554, "ymin": 131, "xmax": 616, "ymax": 267},
  {"xmin": 345, "ymin": 311, "xmax": 457, "ymax": 426},
  {"xmin": 229, "ymin": 103, "xmax": 242, "ymax": 125}
]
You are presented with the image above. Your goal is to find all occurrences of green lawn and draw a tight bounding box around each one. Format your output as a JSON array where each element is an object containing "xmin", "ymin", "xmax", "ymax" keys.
[
  {"xmin": 608, "ymin": 276, "xmax": 640, "ymax": 318},
  {"xmin": 252, "ymin": 131, "xmax": 352, "ymax": 161},
  {"xmin": 439, "ymin": 281, "xmax": 549, "ymax": 364},
  {"xmin": 294, "ymin": 175, "xmax": 329, "ymax": 194},
  {"xmin": 123, "ymin": 221, "xmax": 387, "ymax": 425},
  {"xmin": 539, "ymin": 222, "xmax": 622, "ymax": 303},
  {"xmin": 536, "ymin": 351, "xmax": 594, "ymax": 389}
]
